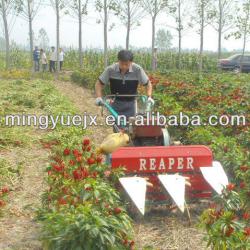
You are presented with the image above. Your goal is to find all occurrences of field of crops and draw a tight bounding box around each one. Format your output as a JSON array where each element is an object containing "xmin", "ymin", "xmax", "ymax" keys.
[
  {"xmin": 0, "ymin": 49, "xmax": 234, "ymax": 73},
  {"xmin": 0, "ymin": 79, "xmax": 81, "ymax": 245},
  {"xmin": 151, "ymin": 72, "xmax": 249, "ymax": 249},
  {"xmin": 1, "ymin": 0, "xmax": 250, "ymax": 246},
  {"xmin": 70, "ymin": 68, "xmax": 250, "ymax": 249},
  {"xmin": 0, "ymin": 50, "xmax": 249, "ymax": 250}
]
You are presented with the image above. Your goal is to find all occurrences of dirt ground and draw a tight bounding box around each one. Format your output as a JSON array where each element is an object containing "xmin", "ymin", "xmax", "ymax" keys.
[
  {"xmin": 0, "ymin": 79, "xmax": 208, "ymax": 250},
  {"xmin": 0, "ymin": 147, "xmax": 48, "ymax": 250}
]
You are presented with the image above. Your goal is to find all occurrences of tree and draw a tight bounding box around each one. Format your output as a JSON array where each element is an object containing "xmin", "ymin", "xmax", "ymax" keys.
[
  {"xmin": 68, "ymin": 0, "xmax": 88, "ymax": 68},
  {"xmin": 50, "ymin": 0, "xmax": 66, "ymax": 73},
  {"xmin": 168, "ymin": 0, "xmax": 192, "ymax": 69},
  {"xmin": 155, "ymin": 28, "xmax": 173, "ymax": 50},
  {"xmin": 38, "ymin": 28, "xmax": 50, "ymax": 50},
  {"xmin": 116, "ymin": 0, "xmax": 145, "ymax": 49},
  {"xmin": 0, "ymin": 0, "xmax": 21, "ymax": 69},
  {"xmin": 141, "ymin": 0, "xmax": 168, "ymax": 70},
  {"xmin": 210, "ymin": 0, "xmax": 236, "ymax": 59},
  {"xmin": 0, "ymin": 36, "xmax": 6, "ymax": 50},
  {"xmin": 95, "ymin": 0, "xmax": 120, "ymax": 67},
  {"xmin": 228, "ymin": 0, "xmax": 250, "ymax": 69},
  {"xmin": 191, "ymin": 0, "xmax": 214, "ymax": 72},
  {"xmin": 19, "ymin": 0, "xmax": 41, "ymax": 66}
]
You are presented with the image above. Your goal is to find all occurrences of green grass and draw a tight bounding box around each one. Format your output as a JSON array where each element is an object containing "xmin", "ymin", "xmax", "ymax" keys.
[{"xmin": 0, "ymin": 79, "xmax": 86, "ymax": 149}]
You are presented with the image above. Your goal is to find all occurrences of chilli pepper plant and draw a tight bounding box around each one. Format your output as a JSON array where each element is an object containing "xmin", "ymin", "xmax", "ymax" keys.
[
  {"xmin": 199, "ymin": 164, "xmax": 250, "ymax": 249},
  {"xmin": 0, "ymin": 186, "xmax": 9, "ymax": 216},
  {"xmin": 0, "ymin": 157, "xmax": 19, "ymax": 217},
  {"xmin": 37, "ymin": 138, "xmax": 135, "ymax": 250},
  {"xmin": 147, "ymin": 72, "xmax": 249, "ymax": 249}
]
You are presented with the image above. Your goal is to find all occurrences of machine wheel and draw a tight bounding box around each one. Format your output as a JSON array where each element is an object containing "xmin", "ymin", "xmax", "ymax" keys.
[{"xmin": 131, "ymin": 128, "xmax": 171, "ymax": 146}]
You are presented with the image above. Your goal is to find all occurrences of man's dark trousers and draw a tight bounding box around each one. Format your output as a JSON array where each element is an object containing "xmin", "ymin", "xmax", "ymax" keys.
[{"xmin": 111, "ymin": 99, "xmax": 135, "ymax": 132}]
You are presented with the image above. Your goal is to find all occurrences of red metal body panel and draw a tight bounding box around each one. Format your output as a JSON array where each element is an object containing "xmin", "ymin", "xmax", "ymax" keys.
[{"xmin": 111, "ymin": 146, "xmax": 213, "ymax": 201}]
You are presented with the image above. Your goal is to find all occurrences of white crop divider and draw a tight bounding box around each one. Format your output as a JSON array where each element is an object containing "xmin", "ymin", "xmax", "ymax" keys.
[
  {"xmin": 200, "ymin": 161, "xmax": 229, "ymax": 195},
  {"xmin": 158, "ymin": 174, "xmax": 186, "ymax": 213},
  {"xmin": 119, "ymin": 177, "xmax": 147, "ymax": 215}
]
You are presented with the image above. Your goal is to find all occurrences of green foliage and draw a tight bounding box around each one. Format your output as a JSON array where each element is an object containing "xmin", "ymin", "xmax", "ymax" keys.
[
  {"xmin": 37, "ymin": 139, "xmax": 134, "ymax": 250},
  {"xmin": 186, "ymin": 127, "xmax": 220, "ymax": 145},
  {"xmin": 210, "ymin": 136, "xmax": 246, "ymax": 177},
  {"xmin": 9, "ymin": 46, "xmax": 31, "ymax": 69},
  {"xmin": 199, "ymin": 182, "xmax": 250, "ymax": 250},
  {"xmin": 39, "ymin": 204, "xmax": 132, "ymax": 250},
  {"xmin": 71, "ymin": 71, "xmax": 89, "ymax": 87},
  {"xmin": 0, "ymin": 157, "xmax": 21, "ymax": 217},
  {"xmin": 155, "ymin": 29, "xmax": 173, "ymax": 51},
  {"xmin": 0, "ymin": 48, "xmax": 228, "ymax": 72},
  {"xmin": 227, "ymin": 1, "xmax": 250, "ymax": 41},
  {"xmin": 146, "ymin": 71, "xmax": 250, "ymax": 248},
  {"xmin": 71, "ymin": 69, "xmax": 101, "ymax": 89},
  {"xmin": 0, "ymin": 78, "xmax": 85, "ymax": 149}
]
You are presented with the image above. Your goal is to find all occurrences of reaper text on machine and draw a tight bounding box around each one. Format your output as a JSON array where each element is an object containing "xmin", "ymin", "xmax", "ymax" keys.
[{"xmin": 139, "ymin": 157, "xmax": 194, "ymax": 171}]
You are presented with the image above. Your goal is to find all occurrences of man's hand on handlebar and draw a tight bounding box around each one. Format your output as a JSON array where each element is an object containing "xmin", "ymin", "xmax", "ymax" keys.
[
  {"xmin": 147, "ymin": 96, "xmax": 155, "ymax": 105},
  {"xmin": 95, "ymin": 97, "xmax": 103, "ymax": 106}
]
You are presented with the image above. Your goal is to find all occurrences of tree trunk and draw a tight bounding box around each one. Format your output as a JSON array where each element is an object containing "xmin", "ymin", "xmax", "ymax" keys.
[
  {"xmin": 240, "ymin": 6, "xmax": 249, "ymax": 70},
  {"xmin": 27, "ymin": 0, "xmax": 34, "ymax": 69},
  {"xmin": 104, "ymin": 0, "xmax": 108, "ymax": 67},
  {"xmin": 78, "ymin": 0, "xmax": 83, "ymax": 68},
  {"xmin": 151, "ymin": 15, "xmax": 156, "ymax": 71},
  {"xmin": 178, "ymin": 30, "xmax": 182, "ymax": 69},
  {"xmin": 1, "ymin": 0, "xmax": 10, "ymax": 69},
  {"xmin": 56, "ymin": 0, "xmax": 60, "ymax": 73},
  {"xmin": 218, "ymin": 0, "xmax": 222, "ymax": 59},
  {"xmin": 126, "ymin": 0, "xmax": 131, "ymax": 50},
  {"xmin": 178, "ymin": 0, "xmax": 182, "ymax": 69},
  {"xmin": 199, "ymin": 1, "xmax": 204, "ymax": 73},
  {"xmin": 242, "ymin": 31, "xmax": 246, "ymax": 57}
]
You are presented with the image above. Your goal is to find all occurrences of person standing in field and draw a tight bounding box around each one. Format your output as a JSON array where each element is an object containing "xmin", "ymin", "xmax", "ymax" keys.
[
  {"xmin": 33, "ymin": 46, "xmax": 40, "ymax": 72},
  {"xmin": 49, "ymin": 46, "xmax": 57, "ymax": 72},
  {"xmin": 59, "ymin": 48, "xmax": 64, "ymax": 71},
  {"xmin": 95, "ymin": 50, "xmax": 154, "ymax": 119},
  {"xmin": 40, "ymin": 49, "xmax": 47, "ymax": 72}
]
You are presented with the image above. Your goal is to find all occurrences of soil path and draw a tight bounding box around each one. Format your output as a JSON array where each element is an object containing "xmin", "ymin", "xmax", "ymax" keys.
[
  {"xmin": 53, "ymin": 80, "xmax": 112, "ymax": 145},
  {"xmin": 0, "ymin": 146, "xmax": 48, "ymax": 250}
]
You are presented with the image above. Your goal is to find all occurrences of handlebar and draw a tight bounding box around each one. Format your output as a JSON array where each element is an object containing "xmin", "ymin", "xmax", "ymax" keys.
[
  {"xmin": 103, "ymin": 94, "xmax": 146, "ymax": 100},
  {"xmin": 99, "ymin": 94, "xmax": 155, "ymax": 132}
]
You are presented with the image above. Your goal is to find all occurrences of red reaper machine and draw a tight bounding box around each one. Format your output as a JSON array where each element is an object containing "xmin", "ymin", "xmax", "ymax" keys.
[{"xmin": 99, "ymin": 95, "xmax": 229, "ymax": 215}]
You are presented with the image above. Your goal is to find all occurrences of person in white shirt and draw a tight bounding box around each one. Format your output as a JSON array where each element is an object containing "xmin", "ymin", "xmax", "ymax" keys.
[
  {"xmin": 49, "ymin": 46, "xmax": 57, "ymax": 72},
  {"xmin": 40, "ymin": 49, "xmax": 47, "ymax": 72},
  {"xmin": 59, "ymin": 48, "xmax": 64, "ymax": 71}
]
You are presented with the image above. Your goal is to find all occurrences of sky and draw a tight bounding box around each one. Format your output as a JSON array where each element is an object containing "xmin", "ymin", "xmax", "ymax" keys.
[{"xmin": 1, "ymin": 1, "xmax": 247, "ymax": 52}]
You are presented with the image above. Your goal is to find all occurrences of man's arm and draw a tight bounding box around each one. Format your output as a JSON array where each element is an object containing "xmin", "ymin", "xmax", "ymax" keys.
[
  {"xmin": 95, "ymin": 67, "xmax": 110, "ymax": 97},
  {"xmin": 95, "ymin": 67, "xmax": 110, "ymax": 106},
  {"xmin": 95, "ymin": 80, "xmax": 105, "ymax": 98},
  {"xmin": 146, "ymin": 81, "xmax": 153, "ymax": 98},
  {"xmin": 138, "ymin": 66, "xmax": 153, "ymax": 98}
]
